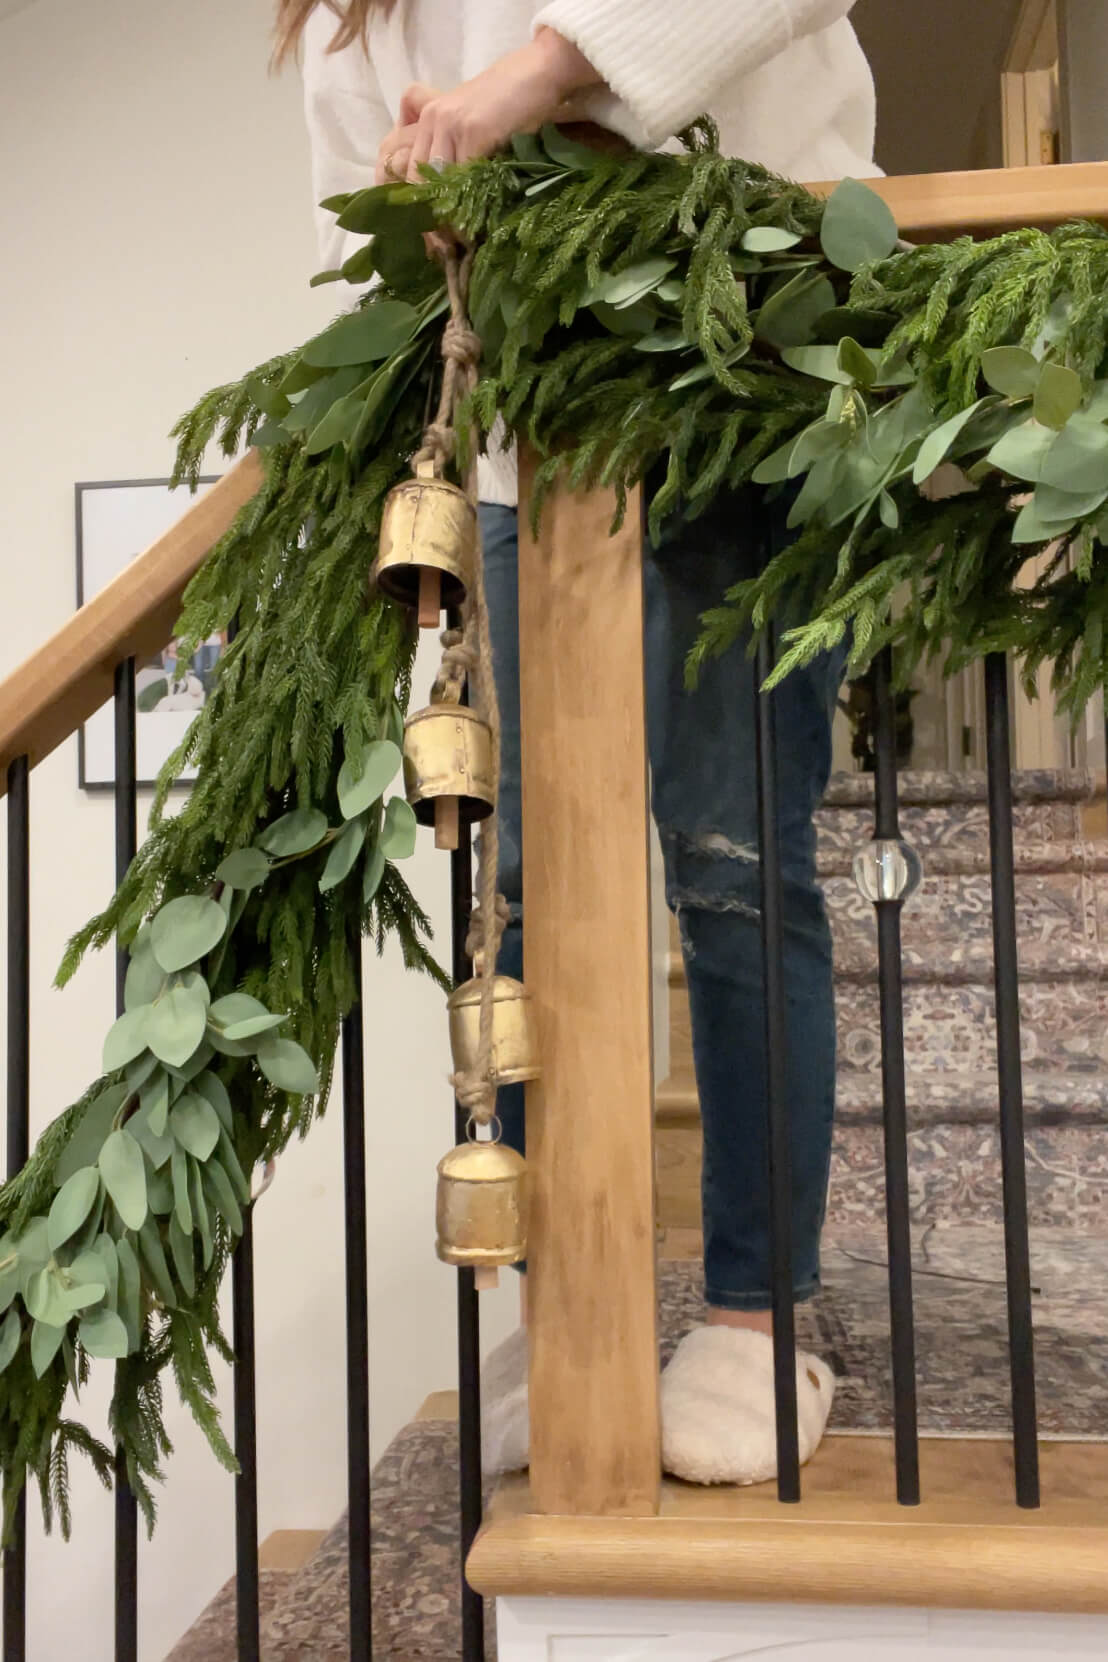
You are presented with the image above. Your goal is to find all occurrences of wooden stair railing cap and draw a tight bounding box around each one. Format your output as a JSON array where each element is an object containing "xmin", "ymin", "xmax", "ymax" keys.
[{"xmin": 0, "ymin": 452, "xmax": 263, "ymax": 796}]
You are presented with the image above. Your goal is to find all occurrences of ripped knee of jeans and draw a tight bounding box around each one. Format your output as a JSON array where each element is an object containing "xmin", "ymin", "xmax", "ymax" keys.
[{"xmin": 664, "ymin": 828, "xmax": 763, "ymax": 925}]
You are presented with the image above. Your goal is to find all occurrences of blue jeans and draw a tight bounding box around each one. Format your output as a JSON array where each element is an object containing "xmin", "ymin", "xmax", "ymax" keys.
[{"xmin": 480, "ymin": 488, "xmax": 845, "ymax": 1312}]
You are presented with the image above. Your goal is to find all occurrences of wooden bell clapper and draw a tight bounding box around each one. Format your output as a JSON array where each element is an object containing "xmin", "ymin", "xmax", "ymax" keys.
[{"xmin": 391, "ymin": 242, "xmax": 537, "ymax": 1285}]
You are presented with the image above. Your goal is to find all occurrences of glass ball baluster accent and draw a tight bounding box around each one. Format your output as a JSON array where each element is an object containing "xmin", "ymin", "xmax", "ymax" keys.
[{"xmin": 852, "ymin": 838, "xmax": 923, "ymax": 904}]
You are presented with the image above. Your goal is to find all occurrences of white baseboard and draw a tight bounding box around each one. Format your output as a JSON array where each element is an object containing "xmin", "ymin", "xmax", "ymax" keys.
[{"xmin": 496, "ymin": 1595, "xmax": 1108, "ymax": 1659}]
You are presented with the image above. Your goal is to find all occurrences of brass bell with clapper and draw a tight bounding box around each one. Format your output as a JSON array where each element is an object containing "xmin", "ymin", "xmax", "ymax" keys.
[
  {"xmin": 373, "ymin": 458, "xmax": 476, "ymax": 628},
  {"xmin": 448, "ymin": 975, "xmax": 539, "ymax": 1087},
  {"xmin": 436, "ymin": 1126, "xmax": 529, "ymax": 1270},
  {"xmin": 403, "ymin": 702, "xmax": 494, "ymax": 852}
]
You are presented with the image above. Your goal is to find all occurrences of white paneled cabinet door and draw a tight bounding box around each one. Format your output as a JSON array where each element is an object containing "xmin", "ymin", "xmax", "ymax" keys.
[{"xmin": 497, "ymin": 1598, "xmax": 1108, "ymax": 1661}]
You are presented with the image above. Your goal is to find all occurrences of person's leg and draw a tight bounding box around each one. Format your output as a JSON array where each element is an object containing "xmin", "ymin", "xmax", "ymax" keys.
[
  {"xmin": 645, "ymin": 484, "xmax": 844, "ymax": 1481},
  {"xmin": 477, "ymin": 502, "xmax": 531, "ymax": 1473},
  {"xmin": 478, "ymin": 503, "xmax": 525, "ymax": 1161}
]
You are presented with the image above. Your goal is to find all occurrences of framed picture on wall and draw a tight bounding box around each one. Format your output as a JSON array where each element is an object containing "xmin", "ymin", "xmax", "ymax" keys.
[{"xmin": 76, "ymin": 476, "xmax": 221, "ymax": 790}]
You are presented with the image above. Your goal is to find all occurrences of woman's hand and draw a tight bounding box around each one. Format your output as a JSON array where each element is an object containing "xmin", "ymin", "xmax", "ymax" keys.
[
  {"xmin": 375, "ymin": 85, "xmax": 439, "ymax": 185},
  {"xmin": 403, "ymin": 29, "xmax": 602, "ymax": 180}
]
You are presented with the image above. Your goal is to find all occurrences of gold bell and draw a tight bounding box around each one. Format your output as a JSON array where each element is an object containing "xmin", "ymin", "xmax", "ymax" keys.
[
  {"xmin": 448, "ymin": 976, "xmax": 540, "ymax": 1086},
  {"xmin": 436, "ymin": 1138, "xmax": 528, "ymax": 1268},
  {"xmin": 373, "ymin": 460, "xmax": 476, "ymax": 628},
  {"xmin": 404, "ymin": 704, "xmax": 495, "ymax": 851}
]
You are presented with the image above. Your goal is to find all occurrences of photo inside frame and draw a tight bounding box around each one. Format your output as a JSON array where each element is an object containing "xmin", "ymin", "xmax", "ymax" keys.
[{"xmin": 77, "ymin": 477, "xmax": 219, "ymax": 788}]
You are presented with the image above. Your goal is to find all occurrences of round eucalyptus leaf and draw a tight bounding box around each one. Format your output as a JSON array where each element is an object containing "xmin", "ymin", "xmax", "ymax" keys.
[
  {"xmin": 1034, "ymin": 362, "xmax": 1083, "ymax": 431},
  {"xmin": 116, "ymin": 1238, "xmax": 142, "ymax": 1349},
  {"xmin": 257, "ymin": 808, "xmax": 329, "ymax": 858},
  {"xmin": 146, "ymin": 984, "xmax": 209, "ymax": 1070},
  {"xmin": 171, "ymin": 1147, "xmax": 193, "ymax": 1234},
  {"xmin": 837, "ymin": 336, "xmax": 877, "ymax": 388},
  {"xmin": 222, "ymin": 1012, "xmax": 287, "ymax": 1042},
  {"xmin": 145, "ymin": 1165, "xmax": 174, "ymax": 1215},
  {"xmin": 337, "ymin": 741, "xmax": 402, "ymax": 820},
  {"xmin": 170, "ymin": 1095, "xmax": 221, "ymax": 1162},
  {"xmin": 98, "ymin": 1130, "xmax": 149, "ymax": 1232},
  {"xmin": 141, "ymin": 1070, "xmax": 171, "ymax": 1138},
  {"xmin": 167, "ymin": 1214, "xmax": 196, "ymax": 1300},
  {"xmin": 25, "ymin": 1267, "xmax": 69, "ymax": 1328},
  {"xmin": 103, "ymin": 1007, "xmax": 151, "ymax": 1075},
  {"xmin": 741, "ymin": 226, "xmax": 803, "ymax": 253},
  {"xmin": 0, "ymin": 1309, "xmax": 21, "ymax": 1375},
  {"xmin": 984, "ymin": 418, "xmax": 1057, "ymax": 484},
  {"xmin": 58, "ymin": 1280, "xmax": 106, "ymax": 1314},
  {"xmin": 380, "ymin": 798, "xmax": 418, "ymax": 861},
  {"xmin": 150, "ymin": 897, "xmax": 228, "ymax": 974},
  {"xmin": 819, "ymin": 177, "xmax": 898, "ymax": 272},
  {"xmin": 754, "ymin": 272, "xmax": 837, "ymax": 350},
  {"xmin": 78, "ymin": 1308, "xmax": 130, "ymax": 1361},
  {"xmin": 216, "ymin": 848, "xmax": 271, "ymax": 892},
  {"xmin": 586, "ymin": 257, "xmax": 676, "ymax": 310},
  {"xmin": 174, "ymin": 970, "xmax": 211, "ymax": 1010},
  {"xmin": 1039, "ymin": 415, "xmax": 1108, "ymax": 495},
  {"xmin": 913, "ymin": 400, "xmax": 990, "ymax": 485},
  {"xmin": 1033, "ymin": 482, "xmax": 1108, "ymax": 525},
  {"xmin": 47, "ymin": 1167, "xmax": 101, "ymax": 1254},
  {"xmin": 210, "ymin": 992, "xmax": 270, "ymax": 1028},
  {"xmin": 980, "ymin": 346, "xmax": 1040, "ymax": 400},
  {"xmin": 363, "ymin": 841, "xmax": 387, "ymax": 904},
  {"xmin": 256, "ymin": 1038, "xmax": 320, "ymax": 1097},
  {"xmin": 31, "ymin": 1319, "xmax": 66, "ymax": 1378},
  {"xmin": 193, "ymin": 1071, "xmax": 233, "ymax": 1135},
  {"xmin": 127, "ymin": 1101, "xmax": 175, "ymax": 1170},
  {"xmin": 780, "ymin": 345, "xmax": 852, "ymax": 386},
  {"xmin": 320, "ymin": 817, "xmax": 367, "ymax": 892},
  {"xmin": 124, "ymin": 940, "xmax": 165, "ymax": 1012}
]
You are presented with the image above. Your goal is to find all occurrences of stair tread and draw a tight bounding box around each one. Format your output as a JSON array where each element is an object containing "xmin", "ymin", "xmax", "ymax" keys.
[
  {"xmin": 657, "ymin": 1069, "xmax": 1108, "ymax": 1124},
  {"xmin": 821, "ymin": 767, "xmax": 1098, "ymax": 808}
]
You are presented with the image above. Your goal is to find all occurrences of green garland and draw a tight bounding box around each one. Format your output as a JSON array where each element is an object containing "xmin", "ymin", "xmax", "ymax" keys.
[{"xmin": 3, "ymin": 120, "xmax": 1108, "ymax": 1534}]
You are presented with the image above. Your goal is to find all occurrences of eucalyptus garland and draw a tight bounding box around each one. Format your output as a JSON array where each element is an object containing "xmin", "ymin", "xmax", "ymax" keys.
[{"xmin": 4, "ymin": 119, "xmax": 1108, "ymax": 1535}]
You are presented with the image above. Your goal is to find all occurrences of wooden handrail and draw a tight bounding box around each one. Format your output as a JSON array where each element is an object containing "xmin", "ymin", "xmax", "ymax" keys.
[
  {"xmin": 809, "ymin": 160, "xmax": 1108, "ymax": 238},
  {"xmin": 0, "ymin": 452, "xmax": 264, "ymax": 796}
]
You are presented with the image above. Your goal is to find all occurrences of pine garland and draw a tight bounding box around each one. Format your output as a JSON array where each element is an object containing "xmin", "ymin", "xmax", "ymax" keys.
[{"xmin": 3, "ymin": 121, "xmax": 1107, "ymax": 1536}]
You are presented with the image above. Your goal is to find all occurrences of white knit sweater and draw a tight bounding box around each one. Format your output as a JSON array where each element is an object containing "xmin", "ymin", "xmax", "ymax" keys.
[{"xmin": 301, "ymin": 0, "xmax": 877, "ymax": 505}]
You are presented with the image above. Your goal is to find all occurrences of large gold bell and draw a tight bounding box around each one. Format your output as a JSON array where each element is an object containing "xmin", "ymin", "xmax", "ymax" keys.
[
  {"xmin": 436, "ymin": 1139, "xmax": 528, "ymax": 1267},
  {"xmin": 373, "ymin": 461, "xmax": 476, "ymax": 627},
  {"xmin": 448, "ymin": 976, "xmax": 540, "ymax": 1086},
  {"xmin": 404, "ymin": 704, "xmax": 494, "ymax": 850}
]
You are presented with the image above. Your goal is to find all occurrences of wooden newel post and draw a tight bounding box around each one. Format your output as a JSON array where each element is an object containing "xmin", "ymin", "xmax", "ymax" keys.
[{"xmin": 517, "ymin": 449, "xmax": 661, "ymax": 1517}]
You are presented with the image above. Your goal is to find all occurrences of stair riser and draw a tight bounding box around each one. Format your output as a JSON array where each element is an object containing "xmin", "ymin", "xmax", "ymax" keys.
[
  {"xmin": 667, "ymin": 974, "xmax": 1108, "ymax": 1083},
  {"xmin": 656, "ymin": 1122, "xmax": 1108, "ymax": 1234},
  {"xmin": 815, "ymin": 798, "xmax": 1088, "ymax": 862},
  {"xmin": 825, "ymin": 870, "xmax": 1105, "ymax": 972}
]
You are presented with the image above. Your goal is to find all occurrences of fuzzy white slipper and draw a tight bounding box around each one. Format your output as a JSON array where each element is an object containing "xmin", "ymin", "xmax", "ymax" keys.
[
  {"xmin": 481, "ymin": 1326, "xmax": 530, "ymax": 1476},
  {"xmin": 661, "ymin": 1325, "xmax": 834, "ymax": 1486}
]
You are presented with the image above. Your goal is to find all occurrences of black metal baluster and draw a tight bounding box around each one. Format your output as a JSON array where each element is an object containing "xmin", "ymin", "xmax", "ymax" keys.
[
  {"xmin": 983, "ymin": 653, "xmax": 1040, "ymax": 1509},
  {"xmin": 869, "ymin": 651, "xmax": 921, "ymax": 1506},
  {"xmin": 232, "ymin": 1212, "xmax": 260, "ymax": 1662},
  {"xmin": 753, "ymin": 632, "xmax": 801, "ymax": 1503},
  {"xmin": 113, "ymin": 661, "xmax": 140, "ymax": 1661},
  {"xmin": 343, "ymin": 948, "xmax": 372, "ymax": 1661},
  {"xmin": 451, "ymin": 822, "xmax": 484, "ymax": 1662},
  {"xmin": 4, "ymin": 757, "xmax": 29, "ymax": 1662}
]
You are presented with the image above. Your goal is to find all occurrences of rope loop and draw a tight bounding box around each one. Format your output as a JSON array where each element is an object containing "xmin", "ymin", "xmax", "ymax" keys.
[{"xmin": 413, "ymin": 243, "xmax": 510, "ymax": 1131}]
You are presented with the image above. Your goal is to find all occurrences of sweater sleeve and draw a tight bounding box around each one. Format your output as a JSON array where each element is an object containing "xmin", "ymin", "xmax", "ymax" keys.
[
  {"xmin": 301, "ymin": 10, "xmax": 394, "ymax": 274},
  {"xmin": 532, "ymin": 0, "xmax": 860, "ymax": 148}
]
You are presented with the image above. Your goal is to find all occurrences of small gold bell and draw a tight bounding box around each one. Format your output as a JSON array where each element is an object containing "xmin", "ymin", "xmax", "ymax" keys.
[
  {"xmin": 436, "ymin": 1137, "xmax": 529, "ymax": 1268},
  {"xmin": 404, "ymin": 704, "xmax": 495, "ymax": 851},
  {"xmin": 373, "ymin": 460, "xmax": 476, "ymax": 628},
  {"xmin": 448, "ymin": 976, "xmax": 540, "ymax": 1086}
]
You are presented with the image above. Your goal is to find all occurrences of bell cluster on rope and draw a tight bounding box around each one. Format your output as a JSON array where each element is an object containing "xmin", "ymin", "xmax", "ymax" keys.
[{"xmin": 372, "ymin": 246, "xmax": 539, "ymax": 1282}]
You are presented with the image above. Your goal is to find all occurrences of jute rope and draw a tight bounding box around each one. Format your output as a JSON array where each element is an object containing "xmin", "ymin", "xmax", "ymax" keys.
[{"xmin": 416, "ymin": 246, "xmax": 507, "ymax": 1129}]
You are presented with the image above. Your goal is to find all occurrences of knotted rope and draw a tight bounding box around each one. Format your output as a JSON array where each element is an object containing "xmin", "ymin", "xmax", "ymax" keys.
[{"xmin": 415, "ymin": 247, "xmax": 508, "ymax": 1129}]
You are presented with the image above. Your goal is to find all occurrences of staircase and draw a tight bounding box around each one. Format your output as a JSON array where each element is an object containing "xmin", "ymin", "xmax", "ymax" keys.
[{"xmin": 656, "ymin": 768, "xmax": 1108, "ymax": 1246}]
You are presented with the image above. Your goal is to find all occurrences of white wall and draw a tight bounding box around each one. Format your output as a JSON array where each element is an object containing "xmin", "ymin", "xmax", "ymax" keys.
[{"xmin": 0, "ymin": 2, "xmax": 516, "ymax": 1656}]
